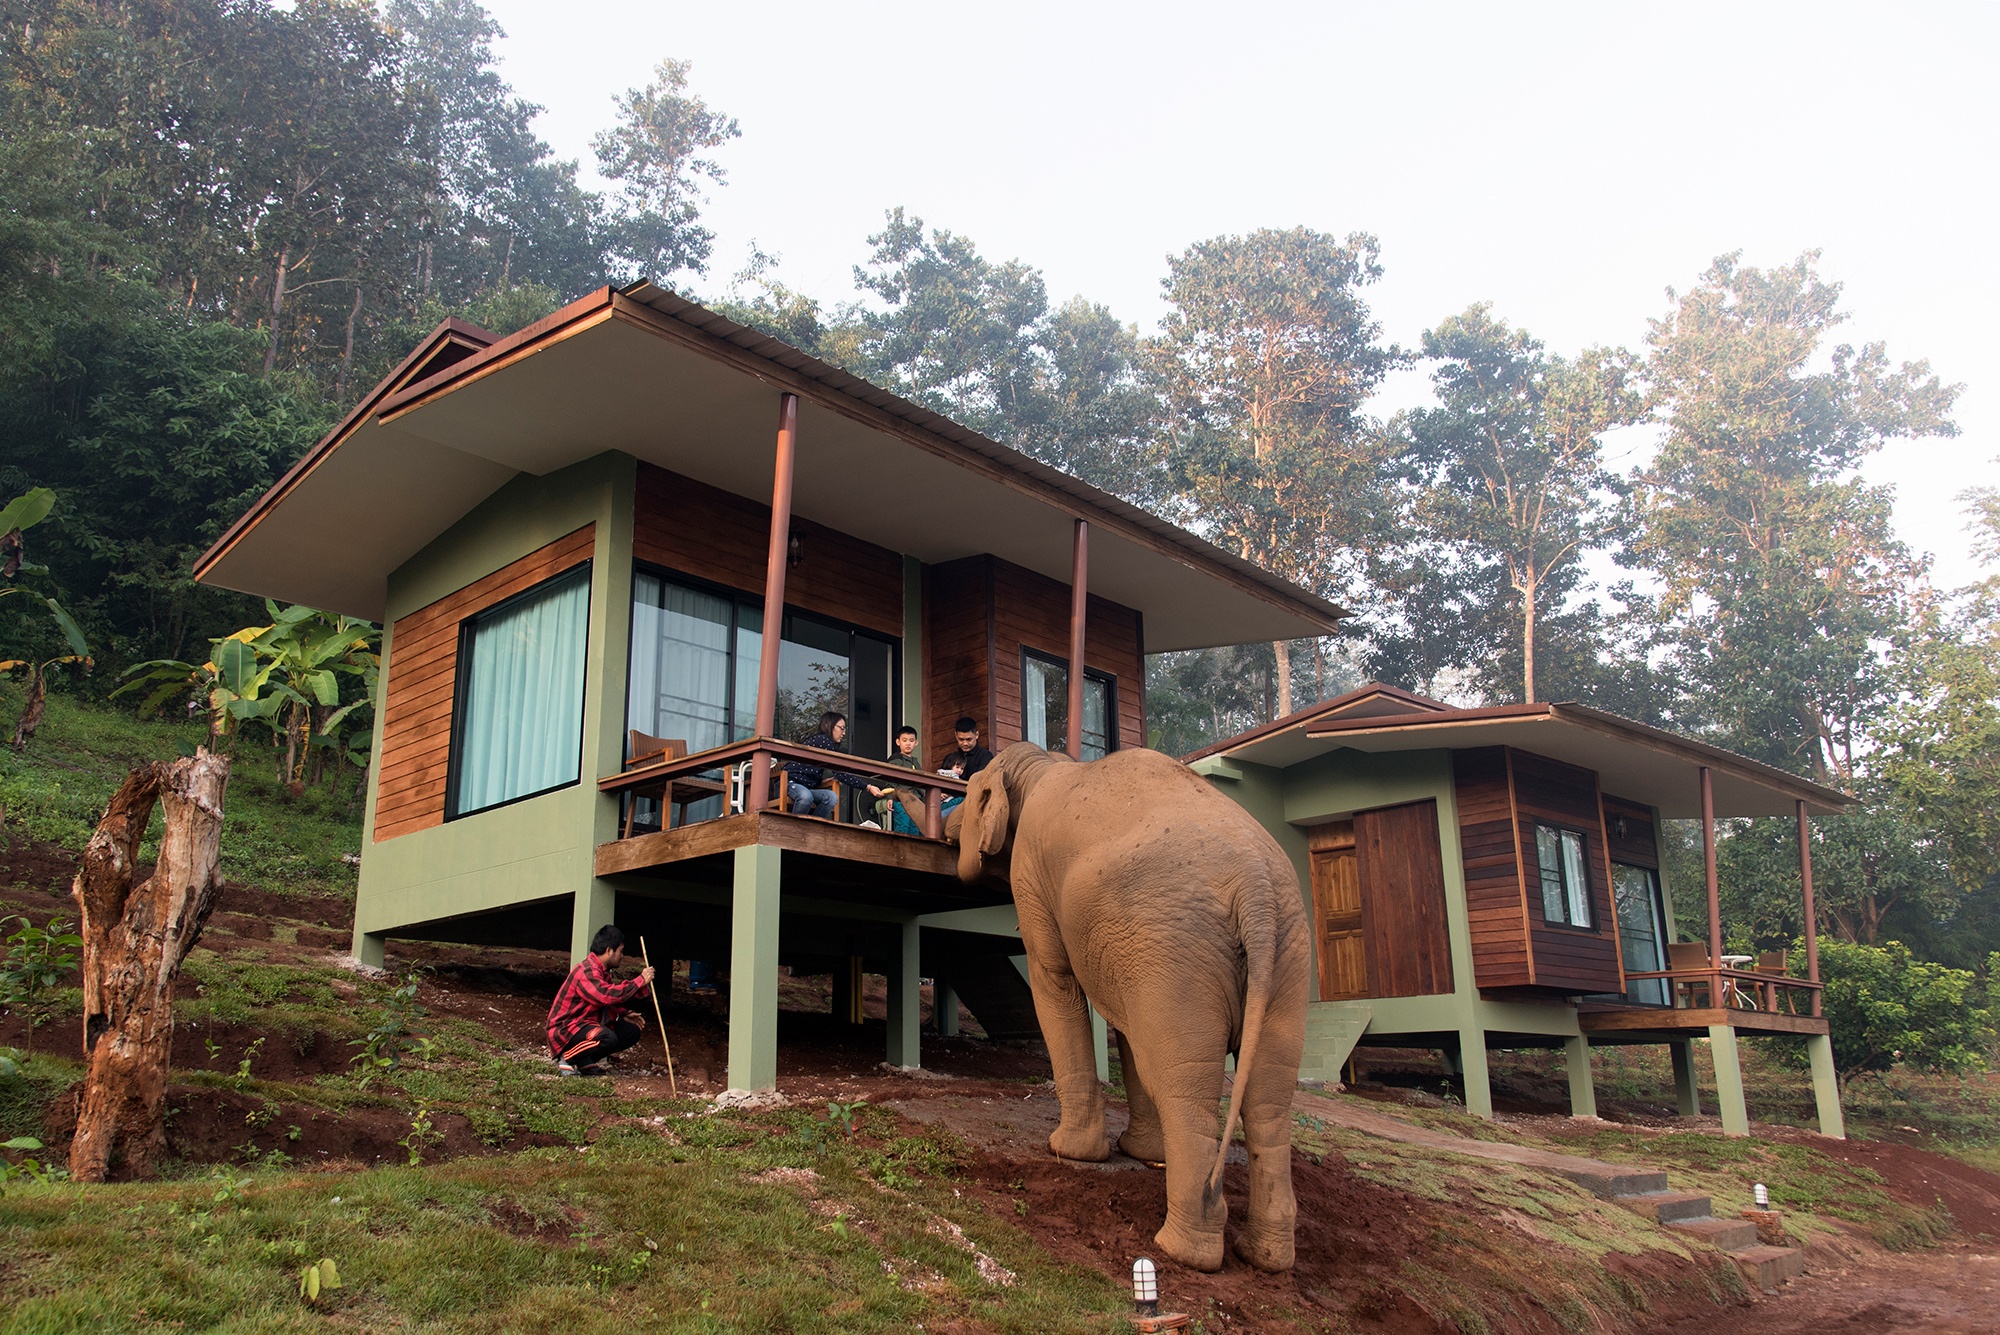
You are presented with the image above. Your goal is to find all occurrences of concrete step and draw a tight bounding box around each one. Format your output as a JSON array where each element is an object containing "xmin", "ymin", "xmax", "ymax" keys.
[
  {"xmin": 1669, "ymin": 1216, "xmax": 1762, "ymax": 1251},
  {"xmin": 1733, "ymin": 1244, "xmax": 1805, "ymax": 1292},
  {"xmin": 1617, "ymin": 1190, "xmax": 1713, "ymax": 1225},
  {"xmin": 1561, "ymin": 1166, "xmax": 1670, "ymax": 1198}
]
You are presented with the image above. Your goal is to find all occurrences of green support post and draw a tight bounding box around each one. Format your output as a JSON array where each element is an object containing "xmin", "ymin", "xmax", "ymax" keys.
[
  {"xmin": 934, "ymin": 979, "xmax": 959, "ymax": 1037},
  {"xmin": 1564, "ymin": 1035, "xmax": 1597, "ymax": 1119},
  {"xmin": 886, "ymin": 917, "xmax": 921, "ymax": 1069},
  {"xmin": 570, "ymin": 879, "xmax": 616, "ymax": 965},
  {"xmin": 1457, "ymin": 1028, "xmax": 1493, "ymax": 1119},
  {"xmin": 353, "ymin": 930, "xmax": 385, "ymax": 971},
  {"xmin": 1707, "ymin": 1025, "xmax": 1750, "ymax": 1136},
  {"xmin": 728, "ymin": 845, "xmax": 782, "ymax": 1092},
  {"xmin": 1670, "ymin": 1040, "xmax": 1701, "ymax": 1116},
  {"xmin": 1806, "ymin": 1033, "xmax": 1846, "ymax": 1139}
]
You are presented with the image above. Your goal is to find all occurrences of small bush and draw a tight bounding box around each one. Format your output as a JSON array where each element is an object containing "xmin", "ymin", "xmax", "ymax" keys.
[{"xmin": 1816, "ymin": 939, "xmax": 1995, "ymax": 1076}]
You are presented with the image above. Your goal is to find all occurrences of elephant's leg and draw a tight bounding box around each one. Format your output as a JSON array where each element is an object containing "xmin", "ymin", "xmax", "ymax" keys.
[
  {"xmin": 1025, "ymin": 956, "xmax": 1110, "ymax": 1163},
  {"xmin": 1115, "ymin": 1031, "xmax": 1165, "ymax": 1165},
  {"xmin": 1229, "ymin": 1033, "xmax": 1303, "ymax": 1272},
  {"xmin": 1129, "ymin": 1037, "xmax": 1232, "ymax": 1272}
]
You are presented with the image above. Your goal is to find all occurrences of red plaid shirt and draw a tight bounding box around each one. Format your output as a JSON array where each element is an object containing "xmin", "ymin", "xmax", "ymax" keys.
[{"xmin": 546, "ymin": 951, "xmax": 651, "ymax": 1053}]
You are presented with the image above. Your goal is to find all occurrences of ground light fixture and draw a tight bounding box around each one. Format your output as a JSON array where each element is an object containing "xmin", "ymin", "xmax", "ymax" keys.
[
  {"xmin": 1132, "ymin": 1256, "xmax": 1159, "ymax": 1316},
  {"xmin": 1754, "ymin": 1182, "xmax": 1769, "ymax": 1208}
]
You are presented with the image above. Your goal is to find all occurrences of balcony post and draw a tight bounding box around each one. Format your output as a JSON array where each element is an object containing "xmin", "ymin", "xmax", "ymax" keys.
[
  {"xmin": 1067, "ymin": 518, "xmax": 1088, "ymax": 760},
  {"xmin": 1797, "ymin": 798, "xmax": 1821, "ymax": 1017},
  {"xmin": 1701, "ymin": 765, "xmax": 1721, "ymax": 975},
  {"xmin": 747, "ymin": 393, "xmax": 799, "ymax": 812}
]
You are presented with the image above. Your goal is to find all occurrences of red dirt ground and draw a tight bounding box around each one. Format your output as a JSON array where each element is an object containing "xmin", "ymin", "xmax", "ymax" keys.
[{"xmin": 7, "ymin": 834, "xmax": 2000, "ymax": 1331}]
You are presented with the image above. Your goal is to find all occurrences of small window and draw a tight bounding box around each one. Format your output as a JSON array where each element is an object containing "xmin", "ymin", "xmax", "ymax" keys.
[
  {"xmin": 449, "ymin": 564, "xmax": 592, "ymax": 818},
  {"xmin": 1022, "ymin": 650, "xmax": 1113, "ymax": 759},
  {"xmin": 1535, "ymin": 824, "xmax": 1594, "ymax": 928}
]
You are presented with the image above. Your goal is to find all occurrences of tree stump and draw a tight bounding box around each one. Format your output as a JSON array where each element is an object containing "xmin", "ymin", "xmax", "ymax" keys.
[{"xmin": 68, "ymin": 750, "xmax": 230, "ymax": 1182}]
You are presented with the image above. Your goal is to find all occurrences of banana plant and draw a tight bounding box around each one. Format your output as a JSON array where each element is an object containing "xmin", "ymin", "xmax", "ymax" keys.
[{"xmin": 1, "ymin": 489, "xmax": 92, "ymax": 750}]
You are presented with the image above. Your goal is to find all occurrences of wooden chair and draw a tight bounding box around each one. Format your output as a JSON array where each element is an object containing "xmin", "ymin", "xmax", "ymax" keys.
[
  {"xmin": 1756, "ymin": 950, "xmax": 1790, "ymax": 1012},
  {"xmin": 1667, "ymin": 942, "xmax": 1713, "ymax": 1008},
  {"xmin": 620, "ymin": 731, "xmax": 690, "ymax": 838}
]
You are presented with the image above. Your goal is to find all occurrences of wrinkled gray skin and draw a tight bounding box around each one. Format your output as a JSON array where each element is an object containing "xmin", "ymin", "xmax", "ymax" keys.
[{"xmin": 948, "ymin": 743, "xmax": 1310, "ymax": 1272}]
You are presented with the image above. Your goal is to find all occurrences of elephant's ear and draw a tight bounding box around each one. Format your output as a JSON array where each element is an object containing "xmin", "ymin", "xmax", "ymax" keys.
[{"xmin": 972, "ymin": 770, "xmax": 1011, "ymax": 856}]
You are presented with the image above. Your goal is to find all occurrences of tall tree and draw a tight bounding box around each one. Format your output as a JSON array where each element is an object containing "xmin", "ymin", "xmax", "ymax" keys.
[
  {"xmin": 1627, "ymin": 253, "xmax": 1959, "ymax": 781},
  {"xmin": 1398, "ymin": 306, "xmax": 1640, "ymax": 702},
  {"xmin": 592, "ymin": 58, "xmax": 738, "ymax": 283},
  {"xmin": 1150, "ymin": 227, "xmax": 1399, "ymax": 716},
  {"xmin": 849, "ymin": 210, "xmax": 1158, "ymax": 503}
]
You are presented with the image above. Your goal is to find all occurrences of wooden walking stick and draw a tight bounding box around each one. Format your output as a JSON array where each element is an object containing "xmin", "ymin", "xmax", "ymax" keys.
[{"xmin": 639, "ymin": 936, "xmax": 677, "ymax": 1098}]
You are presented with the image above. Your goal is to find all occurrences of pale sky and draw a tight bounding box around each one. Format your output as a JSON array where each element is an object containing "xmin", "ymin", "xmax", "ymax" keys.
[{"xmin": 481, "ymin": 0, "xmax": 1998, "ymax": 588}]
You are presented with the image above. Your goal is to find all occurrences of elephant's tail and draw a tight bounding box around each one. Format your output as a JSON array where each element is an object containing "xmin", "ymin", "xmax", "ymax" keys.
[{"xmin": 1205, "ymin": 866, "xmax": 1279, "ymax": 1208}]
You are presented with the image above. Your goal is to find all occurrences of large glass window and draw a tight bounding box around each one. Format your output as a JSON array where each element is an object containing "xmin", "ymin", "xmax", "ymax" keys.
[
  {"xmin": 1613, "ymin": 863, "xmax": 1670, "ymax": 1005},
  {"xmin": 448, "ymin": 564, "xmax": 592, "ymax": 818},
  {"xmin": 1534, "ymin": 824, "xmax": 1594, "ymax": 929},
  {"xmin": 627, "ymin": 568, "xmax": 898, "ymax": 764},
  {"xmin": 1023, "ymin": 650, "xmax": 1113, "ymax": 760}
]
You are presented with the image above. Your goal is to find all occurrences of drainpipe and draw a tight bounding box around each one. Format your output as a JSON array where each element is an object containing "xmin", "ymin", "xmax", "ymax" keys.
[
  {"xmin": 1067, "ymin": 519, "xmax": 1088, "ymax": 761},
  {"xmin": 1797, "ymin": 799, "xmax": 1820, "ymax": 1016},
  {"xmin": 747, "ymin": 393, "xmax": 798, "ymax": 811},
  {"xmin": 1701, "ymin": 766, "xmax": 1721, "ymax": 972}
]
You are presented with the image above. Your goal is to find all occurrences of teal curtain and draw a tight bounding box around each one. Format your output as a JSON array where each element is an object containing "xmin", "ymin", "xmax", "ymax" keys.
[{"xmin": 453, "ymin": 565, "xmax": 591, "ymax": 814}]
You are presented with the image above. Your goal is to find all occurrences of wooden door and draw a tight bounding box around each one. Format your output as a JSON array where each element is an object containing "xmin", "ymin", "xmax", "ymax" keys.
[
  {"xmin": 1308, "ymin": 821, "xmax": 1368, "ymax": 1000},
  {"xmin": 1353, "ymin": 799, "xmax": 1455, "ymax": 998}
]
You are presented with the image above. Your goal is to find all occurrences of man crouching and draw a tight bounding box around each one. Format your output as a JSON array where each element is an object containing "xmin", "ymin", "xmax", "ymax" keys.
[{"xmin": 547, "ymin": 925, "xmax": 655, "ymax": 1076}]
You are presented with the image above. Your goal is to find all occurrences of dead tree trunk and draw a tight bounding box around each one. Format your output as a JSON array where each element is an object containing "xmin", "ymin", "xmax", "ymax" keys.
[{"xmin": 68, "ymin": 750, "xmax": 230, "ymax": 1182}]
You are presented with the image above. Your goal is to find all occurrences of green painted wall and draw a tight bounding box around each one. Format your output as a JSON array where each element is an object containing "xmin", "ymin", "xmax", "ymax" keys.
[{"xmin": 353, "ymin": 452, "xmax": 637, "ymax": 962}]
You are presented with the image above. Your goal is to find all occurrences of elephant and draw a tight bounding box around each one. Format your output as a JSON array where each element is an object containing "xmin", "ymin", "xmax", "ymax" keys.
[{"xmin": 949, "ymin": 742, "xmax": 1311, "ymax": 1272}]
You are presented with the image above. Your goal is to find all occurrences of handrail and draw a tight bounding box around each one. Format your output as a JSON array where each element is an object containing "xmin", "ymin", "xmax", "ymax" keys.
[
  {"xmin": 600, "ymin": 736, "xmax": 970, "ymax": 839},
  {"xmin": 1624, "ymin": 965, "xmax": 1822, "ymax": 1015}
]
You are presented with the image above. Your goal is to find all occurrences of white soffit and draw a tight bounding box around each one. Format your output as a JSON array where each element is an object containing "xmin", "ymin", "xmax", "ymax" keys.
[
  {"xmin": 375, "ymin": 316, "xmax": 1330, "ymax": 650},
  {"xmin": 196, "ymin": 420, "xmax": 517, "ymax": 620}
]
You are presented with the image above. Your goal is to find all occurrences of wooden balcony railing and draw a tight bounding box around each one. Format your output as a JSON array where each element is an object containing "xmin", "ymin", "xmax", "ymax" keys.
[
  {"xmin": 599, "ymin": 736, "xmax": 969, "ymax": 841},
  {"xmin": 1622, "ymin": 965, "xmax": 1824, "ymax": 1017}
]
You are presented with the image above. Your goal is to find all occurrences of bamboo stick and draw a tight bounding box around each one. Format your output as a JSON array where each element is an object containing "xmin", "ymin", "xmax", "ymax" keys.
[{"xmin": 639, "ymin": 937, "xmax": 677, "ymax": 1098}]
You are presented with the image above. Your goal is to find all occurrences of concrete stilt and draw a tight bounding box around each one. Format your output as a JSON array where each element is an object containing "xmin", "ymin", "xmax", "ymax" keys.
[
  {"xmin": 934, "ymin": 979, "xmax": 959, "ymax": 1037},
  {"xmin": 727, "ymin": 845, "xmax": 782, "ymax": 1092},
  {"xmin": 886, "ymin": 917, "xmax": 921, "ymax": 1069},
  {"xmin": 1456, "ymin": 1028, "xmax": 1494, "ymax": 1119},
  {"xmin": 1707, "ymin": 1025, "xmax": 1750, "ymax": 1136},
  {"xmin": 1671, "ymin": 1039, "xmax": 1701, "ymax": 1116},
  {"xmin": 1564, "ymin": 1035, "xmax": 1597, "ymax": 1118},
  {"xmin": 569, "ymin": 879, "xmax": 616, "ymax": 965},
  {"xmin": 1806, "ymin": 1033, "xmax": 1846, "ymax": 1139},
  {"xmin": 352, "ymin": 929, "xmax": 385, "ymax": 971}
]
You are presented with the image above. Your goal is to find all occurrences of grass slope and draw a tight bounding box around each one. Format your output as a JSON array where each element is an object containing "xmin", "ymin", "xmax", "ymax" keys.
[{"xmin": 0, "ymin": 685, "xmax": 363, "ymax": 898}]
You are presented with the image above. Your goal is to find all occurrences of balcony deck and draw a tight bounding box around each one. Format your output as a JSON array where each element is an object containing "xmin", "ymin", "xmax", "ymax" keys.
[{"xmin": 1576, "ymin": 1001, "xmax": 1829, "ymax": 1042}]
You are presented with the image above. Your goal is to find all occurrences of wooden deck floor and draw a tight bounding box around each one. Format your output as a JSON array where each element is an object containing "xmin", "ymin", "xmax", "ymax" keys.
[
  {"xmin": 1576, "ymin": 1003, "xmax": 1829, "ymax": 1042},
  {"xmin": 594, "ymin": 810, "xmax": 1005, "ymax": 911}
]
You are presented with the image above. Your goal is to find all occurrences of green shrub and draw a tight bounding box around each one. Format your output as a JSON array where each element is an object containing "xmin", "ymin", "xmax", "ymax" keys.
[{"xmin": 1817, "ymin": 938, "xmax": 1995, "ymax": 1075}]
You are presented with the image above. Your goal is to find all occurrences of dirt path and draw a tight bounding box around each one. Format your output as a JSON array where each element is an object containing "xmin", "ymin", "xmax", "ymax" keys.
[{"xmin": 1645, "ymin": 1242, "xmax": 2000, "ymax": 1333}]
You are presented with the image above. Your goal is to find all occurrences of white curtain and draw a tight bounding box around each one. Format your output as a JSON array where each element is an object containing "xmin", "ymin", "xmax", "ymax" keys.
[
  {"xmin": 455, "ymin": 566, "xmax": 591, "ymax": 814},
  {"xmin": 1023, "ymin": 656, "xmax": 1054, "ymax": 749},
  {"xmin": 629, "ymin": 573, "xmax": 732, "ymax": 753}
]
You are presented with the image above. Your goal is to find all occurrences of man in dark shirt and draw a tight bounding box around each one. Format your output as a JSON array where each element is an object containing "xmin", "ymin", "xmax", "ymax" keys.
[
  {"xmin": 942, "ymin": 717, "xmax": 994, "ymax": 779},
  {"xmin": 941, "ymin": 714, "xmax": 995, "ymax": 809}
]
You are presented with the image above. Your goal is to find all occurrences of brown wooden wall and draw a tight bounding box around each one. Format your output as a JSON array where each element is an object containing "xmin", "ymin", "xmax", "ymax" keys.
[
  {"xmin": 923, "ymin": 557, "xmax": 994, "ymax": 765},
  {"xmin": 1353, "ymin": 800, "xmax": 1455, "ymax": 998},
  {"xmin": 1452, "ymin": 748, "xmax": 1533, "ymax": 988},
  {"xmin": 633, "ymin": 463, "xmax": 904, "ymax": 638},
  {"xmin": 1602, "ymin": 794, "xmax": 1661, "ymax": 869},
  {"xmin": 374, "ymin": 525, "xmax": 596, "ymax": 842},
  {"xmin": 921, "ymin": 555, "xmax": 1145, "ymax": 766},
  {"xmin": 1509, "ymin": 751, "xmax": 1624, "ymax": 994}
]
